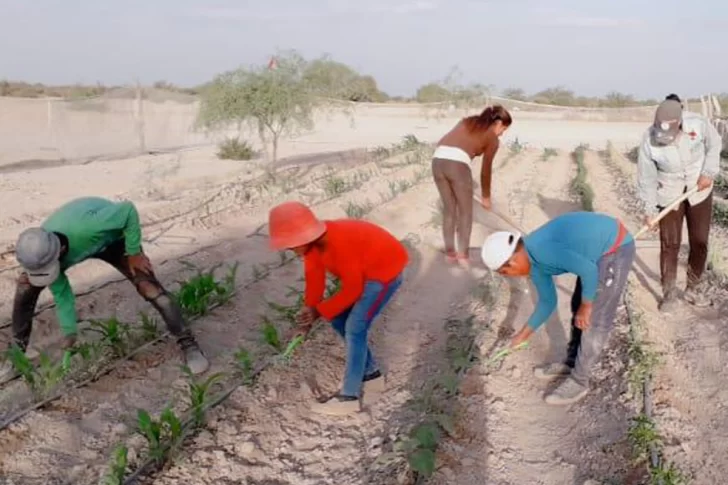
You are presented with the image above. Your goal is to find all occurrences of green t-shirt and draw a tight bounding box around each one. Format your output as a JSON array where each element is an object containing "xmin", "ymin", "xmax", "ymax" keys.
[{"xmin": 41, "ymin": 197, "xmax": 142, "ymax": 335}]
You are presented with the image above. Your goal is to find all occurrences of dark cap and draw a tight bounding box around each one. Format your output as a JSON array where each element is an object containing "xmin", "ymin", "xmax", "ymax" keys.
[{"xmin": 651, "ymin": 99, "xmax": 682, "ymax": 145}]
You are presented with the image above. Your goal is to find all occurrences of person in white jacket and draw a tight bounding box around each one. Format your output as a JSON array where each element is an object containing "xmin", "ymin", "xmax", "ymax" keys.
[{"xmin": 637, "ymin": 98, "xmax": 722, "ymax": 312}]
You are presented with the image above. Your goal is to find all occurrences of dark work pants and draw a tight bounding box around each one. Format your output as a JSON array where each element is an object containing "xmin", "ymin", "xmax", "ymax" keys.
[
  {"xmin": 11, "ymin": 239, "xmax": 197, "ymax": 352},
  {"xmin": 431, "ymin": 158, "xmax": 474, "ymax": 256},
  {"xmin": 658, "ymin": 190, "xmax": 713, "ymax": 292},
  {"xmin": 565, "ymin": 241, "xmax": 636, "ymax": 386}
]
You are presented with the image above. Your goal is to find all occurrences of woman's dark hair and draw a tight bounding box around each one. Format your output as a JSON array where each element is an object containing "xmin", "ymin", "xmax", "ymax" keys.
[
  {"xmin": 665, "ymin": 93, "xmax": 682, "ymax": 103},
  {"xmin": 462, "ymin": 104, "xmax": 512, "ymax": 132}
]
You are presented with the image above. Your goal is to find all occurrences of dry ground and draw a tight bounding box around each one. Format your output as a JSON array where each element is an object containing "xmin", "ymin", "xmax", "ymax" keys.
[{"xmin": 0, "ymin": 103, "xmax": 725, "ymax": 485}]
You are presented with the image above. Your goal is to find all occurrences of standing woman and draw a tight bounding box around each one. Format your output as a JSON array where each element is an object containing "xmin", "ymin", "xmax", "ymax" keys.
[{"xmin": 432, "ymin": 105, "xmax": 512, "ymax": 265}]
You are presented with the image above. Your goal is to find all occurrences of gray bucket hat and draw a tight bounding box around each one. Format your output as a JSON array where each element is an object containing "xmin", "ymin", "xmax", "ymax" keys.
[
  {"xmin": 651, "ymin": 99, "xmax": 682, "ymax": 146},
  {"xmin": 15, "ymin": 228, "xmax": 62, "ymax": 287}
]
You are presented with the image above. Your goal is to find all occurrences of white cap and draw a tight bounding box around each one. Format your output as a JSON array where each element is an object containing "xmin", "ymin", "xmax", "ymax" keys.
[{"xmin": 481, "ymin": 231, "xmax": 521, "ymax": 270}]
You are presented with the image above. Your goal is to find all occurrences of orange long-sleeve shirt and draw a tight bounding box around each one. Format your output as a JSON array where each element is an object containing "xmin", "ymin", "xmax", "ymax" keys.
[{"xmin": 303, "ymin": 219, "xmax": 409, "ymax": 320}]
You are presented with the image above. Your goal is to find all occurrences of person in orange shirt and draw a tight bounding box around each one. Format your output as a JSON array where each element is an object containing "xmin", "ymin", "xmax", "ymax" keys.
[{"xmin": 268, "ymin": 201, "xmax": 408, "ymax": 416}]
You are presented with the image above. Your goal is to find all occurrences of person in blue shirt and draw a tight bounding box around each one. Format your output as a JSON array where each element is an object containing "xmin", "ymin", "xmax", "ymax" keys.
[{"xmin": 480, "ymin": 211, "xmax": 636, "ymax": 405}]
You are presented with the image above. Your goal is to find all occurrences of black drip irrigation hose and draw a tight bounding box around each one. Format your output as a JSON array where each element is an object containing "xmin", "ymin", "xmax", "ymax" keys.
[{"xmin": 625, "ymin": 292, "xmax": 663, "ymax": 484}]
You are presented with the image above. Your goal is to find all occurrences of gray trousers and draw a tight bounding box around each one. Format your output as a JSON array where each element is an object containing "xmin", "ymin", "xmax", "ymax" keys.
[
  {"xmin": 566, "ymin": 241, "xmax": 636, "ymax": 386},
  {"xmin": 431, "ymin": 158, "xmax": 473, "ymax": 255}
]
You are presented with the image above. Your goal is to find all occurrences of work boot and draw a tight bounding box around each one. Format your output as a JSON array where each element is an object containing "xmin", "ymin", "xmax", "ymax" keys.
[
  {"xmin": 533, "ymin": 363, "xmax": 571, "ymax": 381},
  {"xmin": 363, "ymin": 370, "xmax": 386, "ymax": 394},
  {"xmin": 683, "ymin": 285, "xmax": 711, "ymax": 308},
  {"xmin": 183, "ymin": 346, "xmax": 210, "ymax": 375},
  {"xmin": 658, "ymin": 288, "xmax": 680, "ymax": 313},
  {"xmin": 311, "ymin": 394, "xmax": 360, "ymax": 416},
  {"xmin": 544, "ymin": 377, "xmax": 589, "ymax": 406}
]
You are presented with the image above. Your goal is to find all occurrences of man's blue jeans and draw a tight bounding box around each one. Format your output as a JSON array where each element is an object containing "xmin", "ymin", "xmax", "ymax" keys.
[{"xmin": 330, "ymin": 272, "xmax": 403, "ymax": 398}]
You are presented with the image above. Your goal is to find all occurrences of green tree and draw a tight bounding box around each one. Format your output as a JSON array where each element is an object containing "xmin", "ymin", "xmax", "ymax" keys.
[
  {"xmin": 600, "ymin": 91, "xmax": 636, "ymax": 108},
  {"xmin": 196, "ymin": 50, "xmax": 319, "ymax": 162},
  {"xmin": 415, "ymin": 83, "xmax": 451, "ymax": 103},
  {"xmin": 531, "ymin": 86, "xmax": 576, "ymax": 106},
  {"xmin": 303, "ymin": 56, "xmax": 388, "ymax": 102}
]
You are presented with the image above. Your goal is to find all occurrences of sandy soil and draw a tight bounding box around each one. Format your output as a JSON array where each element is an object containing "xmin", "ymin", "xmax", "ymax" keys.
[{"xmin": 0, "ymin": 103, "xmax": 725, "ymax": 485}]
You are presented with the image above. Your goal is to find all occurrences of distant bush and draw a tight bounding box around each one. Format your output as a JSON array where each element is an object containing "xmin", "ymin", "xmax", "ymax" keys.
[{"xmin": 217, "ymin": 138, "xmax": 257, "ymax": 161}]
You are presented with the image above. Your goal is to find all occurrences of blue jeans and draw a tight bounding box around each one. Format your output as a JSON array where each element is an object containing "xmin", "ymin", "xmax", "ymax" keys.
[{"xmin": 330, "ymin": 272, "xmax": 404, "ymax": 397}]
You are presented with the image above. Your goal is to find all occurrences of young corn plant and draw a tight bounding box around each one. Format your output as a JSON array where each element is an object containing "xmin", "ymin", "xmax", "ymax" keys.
[
  {"xmin": 182, "ymin": 366, "xmax": 225, "ymax": 427},
  {"xmin": 174, "ymin": 262, "xmax": 238, "ymax": 317},
  {"xmin": 541, "ymin": 147, "xmax": 558, "ymax": 161},
  {"xmin": 87, "ymin": 317, "xmax": 132, "ymax": 358},
  {"xmin": 234, "ymin": 347, "xmax": 255, "ymax": 386},
  {"xmin": 570, "ymin": 144, "xmax": 595, "ymax": 212},
  {"xmin": 267, "ymin": 286, "xmax": 304, "ymax": 325},
  {"xmin": 628, "ymin": 414, "xmax": 662, "ymax": 464},
  {"xmin": 323, "ymin": 173, "xmax": 349, "ymax": 198},
  {"xmin": 101, "ymin": 443, "xmax": 129, "ymax": 485},
  {"xmin": 343, "ymin": 200, "xmax": 375, "ymax": 219},
  {"xmin": 4, "ymin": 344, "xmax": 73, "ymax": 398},
  {"xmin": 261, "ymin": 317, "xmax": 283, "ymax": 352},
  {"xmin": 138, "ymin": 311, "xmax": 160, "ymax": 342},
  {"xmin": 395, "ymin": 421, "xmax": 441, "ymax": 479},
  {"xmin": 135, "ymin": 407, "xmax": 184, "ymax": 465}
]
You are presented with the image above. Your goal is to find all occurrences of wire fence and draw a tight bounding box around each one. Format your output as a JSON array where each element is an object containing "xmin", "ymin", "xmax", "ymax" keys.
[{"xmin": 1, "ymin": 87, "xmax": 725, "ymax": 168}]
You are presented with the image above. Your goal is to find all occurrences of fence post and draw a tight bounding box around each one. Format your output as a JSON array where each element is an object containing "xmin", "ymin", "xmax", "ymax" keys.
[{"xmin": 135, "ymin": 81, "xmax": 146, "ymax": 154}]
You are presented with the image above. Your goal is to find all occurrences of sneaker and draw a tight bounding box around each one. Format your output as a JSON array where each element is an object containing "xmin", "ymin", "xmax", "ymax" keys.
[
  {"xmin": 683, "ymin": 286, "xmax": 711, "ymax": 308},
  {"xmin": 0, "ymin": 360, "xmax": 18, "ymax": 385},
  {"xmin": 543, "ymin": 377, "xmax": 588, "ymax": 405},
  {"xmin": 183, "ymin": 347, "xmax": 210, "ymax": 375},
  {"xmin": 363, "ymin": 370, "xmax": 386, "ymax": 394},
  {"xmin": 311, "ymin": 394, "xmax": 360, "ymax": 416},
  {"xmin": 658, "ymin": 289, "xmax": 680, "ymax": 313},
  {"xmin": 533, "ymin": 363, "xmax": 571, "ymax": 381}
]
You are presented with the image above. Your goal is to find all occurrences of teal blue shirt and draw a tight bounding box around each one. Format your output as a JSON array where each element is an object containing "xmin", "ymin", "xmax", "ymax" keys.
[
  {"xmin": 523, "ymin": 211, "xmax": 633, "ymax": 330},
  {"xmin": 41, "ymin": 197, "xmax": 142, "ymax": 335}
]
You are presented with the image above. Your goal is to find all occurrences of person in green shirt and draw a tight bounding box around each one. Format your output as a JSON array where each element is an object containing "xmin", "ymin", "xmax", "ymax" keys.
[{"xmin": 0, "ymin": 197, "xmax": 210, "ymax": 384}]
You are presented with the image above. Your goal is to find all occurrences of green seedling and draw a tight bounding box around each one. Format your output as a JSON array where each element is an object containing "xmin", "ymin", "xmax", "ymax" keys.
[
  {"xmin": 570, "ymin": 145, "xmax": 595, "ymax": 212},
  {"xmin": 261, "ymin": 318, "xmax": 282, "ymax": 352},
  {"xmin": 395, "ymin": 421, "xmax": 441, "ymax": 478},
  {"xmin": 69, "ymin": 341, "xmax": 102, "ymax": 362},
  {"xmin": 102, "ymin": 443, "xmax": 128, "ymax": 485},
  {"xmin": 135, "ymin": 407, "xmax": 183, "ymax": 464},
  {"xmin": 87, "ymin": 317, "xmax": 132, "ymax": 357},
  {"xmin": 234, "ymin": 347, "xmax": 255, "ymax": 385},
  {"xmin": 628, "ymin": 414, "xmax": 662, "ymax": 463},
  {"xmin": 281, "ymin": 335, "xmax": 305, "ymax": 362},
  {"xmin": 343, "ymin": 200, "xmax": 374, "ymax": 219},
  {"xmin": 4, "ymin": 343, "xmax": 36, "ymax": 387},
  {"xmin": 541, "ymin": 147, "xmax": 558, "ymax": 161},
  {"xmin": 650, "ymin": 461, "xmax": 687, "ymax": 485},
  {"xmin": 139, "ymin": 311, "xmax": 160, "ymax": 342},
  {"xmin": 183, "ymin": 366, "xmax": 225, "ymax": 427},
  {"xmin": 175, "ymin": 262, "xmax": 238, "ymax": 317},
  {"xmin": 267, "ymin": 286, "xmax": 304, "ymax": 324},
  {"xmin": 323, "ymin": 173, "xmax": 349, "ymax": 198}
]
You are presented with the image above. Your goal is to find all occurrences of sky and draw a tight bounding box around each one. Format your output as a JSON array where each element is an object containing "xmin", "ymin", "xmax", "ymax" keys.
[{"xmin": 1, "ymin": 0, "xmax": 726, "ymax": 99}]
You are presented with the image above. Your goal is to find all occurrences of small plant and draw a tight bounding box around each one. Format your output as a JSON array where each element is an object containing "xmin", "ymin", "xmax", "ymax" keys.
[
  {"xmin": 343, "ymin": 200, "xmax": 374, "ymax": 219},
  {"xmin": 4, "ymin": 344, "xmax": 73, "ymax": 398},
  {"xmin": 135, "ymin": 407, "xmax": 183, "ymax": 464},
  {"xmin": 102, "ymin": 443, "xmax": 129, "ymax": 485},
  {"xmin": 234, "ymin": 347, "xmax": 255, "ymax": 385},
  {"xmin": 174, "ymin": 262, "xmax": 238, "ymax": 317},
  {"xmin": 323, "ymin": 173, "xmax": 349, "ymax": 198},
  {"xmin": 87, "ymin": 317, "xmax": 132, "ymax": 357},
  {"xmin": 261, "ymin": 317, "xmax": 283, "ymax": 352},
  {"xmin": 541, "ymin": 147, "xmax": 558, "ymax": 161},
  {"xmin": 570, "ymin": 144, "xmax": 595, "ymax": 212},
  {"xmin": 712, "ymin": 200, "xmax": 728, "ymax": 228},
  {"xmin": 217, "ymin": 137, "xmax": 256, "ymax": 160},
  {"xmin": 628, "ymin": 414, "xmax": 662, "ymax": 463},
  {"xmin": 395, "ymin": 421, "xmax": 441, "ymax": 478},
  {"xmin": 183, "ymin": 366, "xmax": 225, "ymax": 427},
  {"xmin": 650, "ymin": 461, "xmax": 687, "ymax": 485},
  {"xmin": 281, "ymin": 335, "xmax": 305, "ymax": 362},
  {"xmin": 508, "ymin": 138, "xmax": 524, "ymax": 155},
  {"xmin": 139, "ymin": 312, "xmax": 160, "ymax": 342},
  {"xmin": 401, "ymin": 133, "xmax": 423, "ymax": 151}
]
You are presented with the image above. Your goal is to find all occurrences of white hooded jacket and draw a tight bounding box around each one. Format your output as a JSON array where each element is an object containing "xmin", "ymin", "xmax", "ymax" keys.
[{"xmin": 636, "ymin": 111, "xmax": 721, "ymax": 216}]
